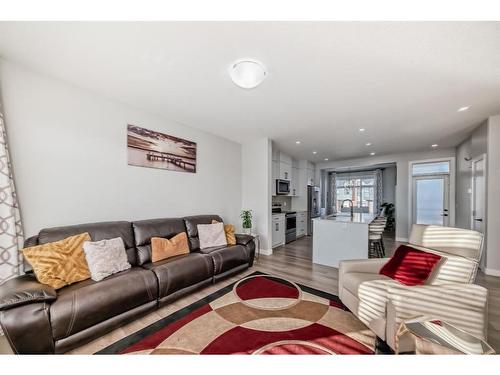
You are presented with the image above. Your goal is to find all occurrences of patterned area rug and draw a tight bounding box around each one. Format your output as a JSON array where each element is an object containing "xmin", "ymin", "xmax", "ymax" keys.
[{"xmin": 98, "ymin": 272, "xmax": 376, "ymax": 354}]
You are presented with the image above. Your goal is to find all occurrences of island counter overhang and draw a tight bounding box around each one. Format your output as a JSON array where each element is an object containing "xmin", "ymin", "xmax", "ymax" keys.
[{"xmin": 312, "ymin": 213, "xmax": 376, "ymax": 268}]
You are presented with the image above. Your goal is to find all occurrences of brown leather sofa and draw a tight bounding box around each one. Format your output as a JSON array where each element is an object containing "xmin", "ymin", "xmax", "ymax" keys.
[{"xmin": 0, "ymin": 215, "xmax": 255, "ymax": 354}]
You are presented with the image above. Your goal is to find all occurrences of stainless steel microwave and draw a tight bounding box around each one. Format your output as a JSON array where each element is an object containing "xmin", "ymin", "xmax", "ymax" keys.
[{"xmin": 276, "ymin": 179, "xmax": 290, "ymax": 195}]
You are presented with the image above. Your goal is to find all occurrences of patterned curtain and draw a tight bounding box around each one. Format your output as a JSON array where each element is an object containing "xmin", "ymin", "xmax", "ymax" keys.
[
  {"xmin": 329, "ymin": 172, "xmax": 337, "ymax": 214},
  {"xmin": 375, "ymin": 169, "xmax": 383, "ymax": 215},
  {"xmin": 0, "ymin": 107, "xmax": 24, "ymax": 284}
]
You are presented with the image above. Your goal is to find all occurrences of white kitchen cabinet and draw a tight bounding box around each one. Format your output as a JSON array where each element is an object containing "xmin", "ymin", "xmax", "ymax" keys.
[
  {"xmin": 279, "ymin": 161, "xmax": 292, "ymax": 181},
  {"xmin": 279, "ymin": 152, "xmax": 292, "ymax": 165},
  {"xmin": 272, "ymin": 160, "xmax": 279, "ymax": 195},
  {"xmin": 289, "ymin": 166, "xmax": 299, "ymax": 196},
  {"xmin": 296, "ymin": 211, "xmax": 307, "ymax": 237},
  {"xmin": 272, "ymin": 214, "xmax": 285, "ymax": 248},
  {"xmin": 307, "ymin": 168, "xmax": 315, "ymax": 186}
]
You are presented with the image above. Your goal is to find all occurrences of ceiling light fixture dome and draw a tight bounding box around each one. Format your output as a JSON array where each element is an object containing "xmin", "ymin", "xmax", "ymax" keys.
[{"xmin": 229, "ymin": 59, "xmax": 267, "ymax": 89}]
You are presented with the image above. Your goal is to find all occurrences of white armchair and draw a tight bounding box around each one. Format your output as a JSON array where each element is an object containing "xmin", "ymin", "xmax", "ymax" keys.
[{"xmin": 338, "ymin": 224, "xmax": 488, "ymax": 353}]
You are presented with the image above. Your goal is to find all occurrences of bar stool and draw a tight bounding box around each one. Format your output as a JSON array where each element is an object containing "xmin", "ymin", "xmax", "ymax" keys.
[{"xmin": 369, "ymin": 221, "xmax": 386, "ymax": 258}]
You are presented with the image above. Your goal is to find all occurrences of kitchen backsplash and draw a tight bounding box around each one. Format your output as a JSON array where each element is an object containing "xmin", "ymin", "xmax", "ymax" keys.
[{"xmin": 272, "ymin": 195, "xmax": 292, "ymax": 209}]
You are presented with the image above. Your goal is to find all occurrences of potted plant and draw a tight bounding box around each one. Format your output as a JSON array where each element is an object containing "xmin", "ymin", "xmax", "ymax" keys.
[{"xmin": 240, "ymin": 210, "xmax": 253, "ymax": 235}]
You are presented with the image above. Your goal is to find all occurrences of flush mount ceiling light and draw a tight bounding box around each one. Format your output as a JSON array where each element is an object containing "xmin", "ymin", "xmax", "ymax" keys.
[
  {"xmin": 324, "ymin": 158, "xmax": 329, "ymax": 161},
  {"xmin": 229, "ymin": 59, "xmax": 267, "ymax": 89},
  {"xmin": 312, "ymin": 151, "xmax": 317, "ymax": 154},
  {"xmin": 359, "ymin": 128, "xmax": 366, "ymax": 132},
  {"xmin": 370, "ymin": 152, "xmax": 376, "ymax": 156},
  {"xmin": 458, "ymin": 106, "xmax": 470, "ymax": 112},
  {"xmin": 295, "ymin": 141, "xmax": 301, "ymax": 144},
  {"xmin": 431, "ymin": 144, "xmax": 439, "ymax": 148},
  {"xmin": 365, "ymin": 142, "xmax": 372, "ymax": 146}
]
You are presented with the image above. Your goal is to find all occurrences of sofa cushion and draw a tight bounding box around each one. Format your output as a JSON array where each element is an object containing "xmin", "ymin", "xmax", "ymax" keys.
[
  {"xmin": 198, "ymin": 222, "xmax": 227, "ymax": 249},
  {"xmin": 199, "ymin": 245, "xmax": 249, "ymax": 275},
  {"xmin": 83, "ymin": 237, "xmax": 131, "ymax": 282},
  {"xmin": 142, "ymin": 253, "xmax": 213, "ymax": 298},
  {"xmin": 379, "ymin": 245, "xmax": 442, "ymax": 286},
  {"xmin": 22, "ymin": 233, "xmax": 92, "ymax": 290},
  {"xmin": 37, "ymin": 221, "xmax": 137, "ymax": 266},
  {"xmin": 132, "ymin": 218, "xmax": 186, "ymax": 265},
  {"xmin": 183, "ymin": 215, "xmax": 223, "ymax": 251},
  {"xmin": 49, "ymin": 267, "xmax": 158, "ymax": 340},
  {"xmin": 151, "ymin": 233, "xmax": 189, "ymax": 262}
]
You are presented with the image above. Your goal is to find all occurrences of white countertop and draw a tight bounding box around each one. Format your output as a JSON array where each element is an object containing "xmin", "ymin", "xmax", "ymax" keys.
[{"xmin": 313, "ymin": 213, "xmax": 375, "ymax": 224}]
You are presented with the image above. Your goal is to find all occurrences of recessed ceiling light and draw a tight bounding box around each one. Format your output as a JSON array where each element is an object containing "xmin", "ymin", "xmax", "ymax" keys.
[
  {"xmin": 431, "ymin": 144, "xmax": 438, "ymax": 148},
  {"xmin": 295, "ymin": 141, "xmax": 301, "ymax": 144},
  {"xmin": 457, "ymin": 106, "xmax": 470, "ymax": 112},
  {"xmin": 370, "ymin": 152, "xmax": 376, "ymax": 156},
  {"xmin": 365, "ymin": 142, "xmax": 372, "ymax": 146},
  {"xmin": 359, "ymin": 128, "xmax": 366, "ymax": 132},
  {"xmin": 312, "ymin": 151, "xmax": 317, "ymax": 154},
  {"xmin": 324, "ymin": 158, "xmax": 329, "ymax": 161},
  {"xmin": 229, "ymin": 59, "xmax": 267, "ymax": 89}
]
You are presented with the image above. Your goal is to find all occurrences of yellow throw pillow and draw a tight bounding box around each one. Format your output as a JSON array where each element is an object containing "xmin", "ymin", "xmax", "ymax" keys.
[
  {"xmin": 212, "ymin": 220, "xmax": 236, "ymax": 245},
  {"xmin": 22, "ymin": 233, "xmax": 91, "ymax": 290},
  {"xmin": 151, "ymin": 232, "xmax": 190, "ymax": 262}
]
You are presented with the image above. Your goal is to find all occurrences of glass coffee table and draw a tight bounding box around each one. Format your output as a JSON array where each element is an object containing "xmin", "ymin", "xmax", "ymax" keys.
[{"xmin": 397, "ymin": 319, "xmax": 495, "ymax": 355}]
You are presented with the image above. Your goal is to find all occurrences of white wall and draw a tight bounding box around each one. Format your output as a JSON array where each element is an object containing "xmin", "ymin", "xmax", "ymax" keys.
[
  {"xmin": 486, "ymin": 115, "xmax": 500, "ymax": 275},
  {"xmin": 455, "ymin": 121, "xmax": 488, "ymax": 229},
  {"xmin": 382, "ymin": 165, "xmax": 397, "ymax": 204},
  {"xmin": 241, "ymin": 138, "xmax": 272, "ymax": 252},
  {"xmin": 0, "ymin": 60, "xmax": 242, "ymax": 237},
  {"xmin": 317, "ymin": 148, "xmax": 456, "ymax": 241}
]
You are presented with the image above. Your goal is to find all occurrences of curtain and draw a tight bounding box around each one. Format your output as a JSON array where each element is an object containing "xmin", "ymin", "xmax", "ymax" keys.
[
  {"xmin": 375, "ymin": 168, "xmax": 383, "ymax": 215},
  {"xmin": 329, "ymin": 172, "xmax": 337, "ymax": 214},
  {"xmin": 0, "ymin": 108, "xmax": 24, "ymax": 284}
]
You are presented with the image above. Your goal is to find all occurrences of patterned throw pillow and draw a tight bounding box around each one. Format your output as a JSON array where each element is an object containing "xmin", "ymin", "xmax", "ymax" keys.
[
  {"xmin": 82, "ymin": 237, "xmax": 131, "ymax": 281},
  {"xmin": 197, "ymin": 222, "xmax": 227, "ymax": 249},
  {"xmin": 211, "ymin": 220, "xmax": 236, "ymax": 245},
  {"xmin": 151, "ymin": 232, "xmax": 190, "ymax": 262},
  {"xmin": 22, "ymin": 233, "xmax": 91, "ymax": 289}
]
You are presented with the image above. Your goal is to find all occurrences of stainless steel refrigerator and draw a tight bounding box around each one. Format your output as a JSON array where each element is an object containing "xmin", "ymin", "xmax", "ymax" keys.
[{"xmin": 307, "ymin": 186, "xmax": 320, "ymax": 235}]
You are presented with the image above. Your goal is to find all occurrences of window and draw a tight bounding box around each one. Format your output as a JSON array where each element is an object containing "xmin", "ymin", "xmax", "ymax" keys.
[
  {"xmin": 412, "ymin": 161, "xmax": 450, "ymax": 176},
  {"xmin": 335, "ymin": 175, "xmax": 375, "ymax": 213}
]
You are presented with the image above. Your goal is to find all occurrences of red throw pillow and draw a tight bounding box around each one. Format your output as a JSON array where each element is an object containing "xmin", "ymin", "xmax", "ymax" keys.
[{"xmin": 379, "ymin": 245, "xmax": 442, "ymax": 286}]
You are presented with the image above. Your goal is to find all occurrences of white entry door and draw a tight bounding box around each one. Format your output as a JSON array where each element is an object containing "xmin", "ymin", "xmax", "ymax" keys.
[{"xmin": 413, "ymin": 175, "xmax": 450, "ymax": 226}]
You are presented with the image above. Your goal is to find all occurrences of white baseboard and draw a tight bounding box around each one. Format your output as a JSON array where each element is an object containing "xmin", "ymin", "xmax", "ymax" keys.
[
  {"xmin": 395, "ymin": 237, "xmax": 408, "ymax": 243},
  {"xmin": 484, "ymin": 268, "xmax": 500, "ymax": 277},
  {"xmin": 259, "ymin": 248, "xmax": 273, "ymax": 256}
]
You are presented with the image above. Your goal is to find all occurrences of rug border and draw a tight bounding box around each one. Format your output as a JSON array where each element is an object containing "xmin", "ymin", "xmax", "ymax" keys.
[{"xmin": 96, "ymin": 271, "xmax": 343, "ymax": 354}]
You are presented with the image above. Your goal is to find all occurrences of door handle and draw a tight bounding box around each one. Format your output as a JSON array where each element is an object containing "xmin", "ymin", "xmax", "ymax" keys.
[
  {"xmin": 474, "ymin": 218, "xmax": 483, "ymax": 222},
  {"xmin": 441, "ymin": 214, "xmax": 449, "ymax": 217}
]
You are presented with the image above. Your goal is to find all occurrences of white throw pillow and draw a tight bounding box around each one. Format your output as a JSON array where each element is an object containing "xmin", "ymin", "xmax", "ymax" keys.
[
  {"xmin": 197, "ymin": 222, "xmax": 227, "ymax": 249},
  {"xmin": 83, "ymin": 237, "xmax": 131, "ymax": 282}
]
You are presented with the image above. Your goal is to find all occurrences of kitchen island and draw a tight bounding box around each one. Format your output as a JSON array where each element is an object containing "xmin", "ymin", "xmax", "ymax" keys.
[{"xmin": 312, "ymin": 213, "xmax": 375, "ymax": 268}]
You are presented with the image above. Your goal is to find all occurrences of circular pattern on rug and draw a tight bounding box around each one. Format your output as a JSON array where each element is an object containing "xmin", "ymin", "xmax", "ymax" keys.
[
  {"xmin": 232, "ymin": 274, "xmax": 302, "ymax": 310},
  {"xmin": 252, "ymin": 340, "xmax": 336, "ymax": 355}
]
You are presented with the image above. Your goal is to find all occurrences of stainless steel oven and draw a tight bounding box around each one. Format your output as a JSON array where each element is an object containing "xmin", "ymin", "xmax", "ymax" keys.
[
  {"xmin": 276, "ymin": 179, "xmax": 290, "ymax": 195},
  {"xmin": 285, "ymin": 212, "xmax": 297, "ymax": 243}
]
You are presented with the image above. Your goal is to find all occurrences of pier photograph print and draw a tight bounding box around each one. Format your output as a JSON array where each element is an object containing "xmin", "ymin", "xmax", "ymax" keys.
[{"xmin": 127, "ymin": 124, "xmax": 197, "ymax": 173}]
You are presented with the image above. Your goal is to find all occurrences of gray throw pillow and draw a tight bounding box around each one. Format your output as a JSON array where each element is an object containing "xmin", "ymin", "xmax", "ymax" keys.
[
  {"xmin": 82, "ymin": 237, "xmax": 131, "ymax": 282},
  {"xmin": 197, "ymin": 222, "xmax": 227, "ymax": 249}
]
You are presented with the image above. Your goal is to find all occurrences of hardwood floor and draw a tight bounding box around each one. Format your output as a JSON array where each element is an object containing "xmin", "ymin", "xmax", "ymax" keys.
[{"xmin": 1, "ymin": 234, "xmax": 499, "ymax": 354}]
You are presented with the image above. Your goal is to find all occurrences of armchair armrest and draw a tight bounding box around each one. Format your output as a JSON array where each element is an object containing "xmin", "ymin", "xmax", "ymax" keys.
[
  {"xmin": 0, "ymin": 274, "xmax": 57, "ymax": 311},
  {"xmin": 386, "ymin": 283, "xmax": 488, "ymax": 351},
  {"xmin": 235, "ymin": 234, "xmax": 254, "ymax": 246}
]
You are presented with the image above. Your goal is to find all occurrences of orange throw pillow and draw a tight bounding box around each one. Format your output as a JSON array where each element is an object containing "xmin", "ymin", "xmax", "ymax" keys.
[
  {"xmin": 212, "ymin": 220, "xmax": 236, "ymax": 245},
  {"xmin": 151, "ymin": 232, "xmax": 190, "ymax": 262},
  {"xmin": 22, "ymin": 232, "xmax": 91, "ymax": 289}
]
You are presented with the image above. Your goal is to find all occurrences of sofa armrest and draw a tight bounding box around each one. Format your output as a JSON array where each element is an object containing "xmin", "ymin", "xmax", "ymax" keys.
[
  {"xmin": 235, "ymin": 234, "xmax": 254, "ymax": 246},
  {"xmin": 386, "ymin": 283, "xmax": 488, "ymax": 351},
  {"xmin": 0, "ymin": 274, "xmax": 57, "ymax": 311},
  {"xmin": 339, "ymin": 258, "xmax": 388, "ymax": 275}
]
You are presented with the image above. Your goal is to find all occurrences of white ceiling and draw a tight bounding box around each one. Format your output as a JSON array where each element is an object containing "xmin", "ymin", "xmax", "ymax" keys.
[{"xmin": 1, "ymin": 22, "xmax": 499, "ymax": 162}]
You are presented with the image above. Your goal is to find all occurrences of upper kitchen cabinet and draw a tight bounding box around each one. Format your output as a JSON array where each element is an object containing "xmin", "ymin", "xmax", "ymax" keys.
[
  {"xmin": 290, "ymin": 166, "xmax": 299, "ymax": 196},
  {"xmin": 307, "ymin": 167, "xmax": 315, "ymax": 186},
  {"xmin": 279, "ymin": 161, "xmax": 292, "ymax": 181}
]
